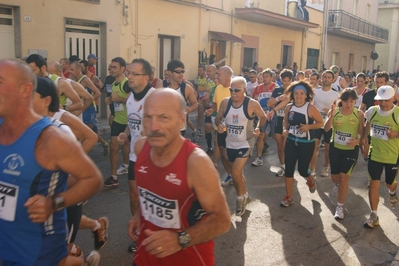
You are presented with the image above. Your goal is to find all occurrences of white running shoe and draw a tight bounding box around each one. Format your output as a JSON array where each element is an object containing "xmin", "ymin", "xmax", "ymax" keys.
[
  {"xmin": 236, "ymin": 193, "xmax": 251, "ymax": 216},
  {"xmin": 275, "ymin": 167, "xmax": 285, "ymax": 177},
  {"xmin": 221, "ymin": 175, "xmax": 233, "ymax": 187},
  {"xmin": 116, "ymin": 165, "xmax": 128, "ymax": 175},
  {"xmin": 85, "ymin": 250, "xmax": 101, "ymax": 266},
  {"xmin": 334, "ymin": 205, "xmax": 344, "ymax": 220},
  {"xmin": 251, "ymin": 157, "xmax": 263, "ymax": 166},
  {"xmin": 321, "ymin": 166, "xmax": 330, "ymax": 177},
  {"xmin": 364, "ymin": 212, "xmax": 379, "ymax": 228}
]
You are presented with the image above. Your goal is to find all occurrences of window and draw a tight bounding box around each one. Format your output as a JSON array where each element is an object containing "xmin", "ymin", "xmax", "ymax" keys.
[
  {"xmin": 77, "ymin": 0, "xmax": 100, "ymax": 4},
  {"xmin": 332, "ymin": 52, "xmax": 339, "ymax": 66}
]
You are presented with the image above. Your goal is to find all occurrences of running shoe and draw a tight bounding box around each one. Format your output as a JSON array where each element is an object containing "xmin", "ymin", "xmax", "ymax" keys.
[
  {"xmin": 104, "ymin": 176, "xmax": 119, "ymax": 187},
  {"xmin": 128, "ymin": 242, "xmax": 137, "ymax": 253},
  {"xmin": 275, "ymin": 167, "xmax": 285, "ymax": 177},
  {"xmin": 306, "ymin": 175, "xmax": 317, "ymax": 193},
  {"xmin": 389, "ymin": 193, "xmax": 398, "ymax": 207},
  {"xmin": 334, "ymin": 205, "xmax": 344, "ymax": 220},
  {"xmin": 364, "ymin": 212, "xmax": 379, "ymax": 228},
  {"xmin": 251, "ymin": 157, "xmax": 263, "ymax": 166},
  {"xmin": 85, "ymin": 250, "xmax": 101, "ymax": 266},
  {"xmin": 197, "ymin": 129, "xmax": 203, "ymax": 136},
  {"xmin": 103, "ymin": 141, "xmax": 109, "ymax": 156},
  {"xmin": 69, "ymin": 244, "xmax": 83, "ymax": 258},
  {"xmin": 262, "ymin": 143, "xmax": 269, "ymax": 155},
  {"xmin": 221, "ymin": 175, "xmax": 233, "ymax": 187},
  {"xmin": 236, "ymin": 193, "xmax": 251, "ymax": 216},
  {"xmin": 191, "ymin": 131, "xmax": 199, "ymax": 142},
  {"xmin": 116, "ymin": 165, "xmax": 128, "ymax": 175},
  {"xmin": 206, "ymin": 148, "xmax": 214, "ymax": 156},
  {"xmin": 321, "ymin": 166, "xmax": 330, "ymax": 177},
  {"xmin": 280, "ymin": 196, "xmax": 294, "ymax": 207},
  {"xmin": 331, "ymin": 183, "xmax": 339, "ymax": 197},
  {"xmin": 93, "ymin": 217, "xmax": 109, "ymax": 250}
]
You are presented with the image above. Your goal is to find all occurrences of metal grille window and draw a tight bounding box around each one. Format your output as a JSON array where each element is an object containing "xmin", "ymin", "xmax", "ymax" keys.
[{"xmin": 77, "ymin": 0, "xmax": 100, "ymax": 4}]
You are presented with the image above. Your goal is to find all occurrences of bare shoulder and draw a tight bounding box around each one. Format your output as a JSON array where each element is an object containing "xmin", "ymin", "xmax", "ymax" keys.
[
  {"xmin": 134, "ymin": 137, "xmax": 147, "ymax": 156},
  {"xmin": 187, "ymin": 147, "xmax": 219, "ymax": 187}
]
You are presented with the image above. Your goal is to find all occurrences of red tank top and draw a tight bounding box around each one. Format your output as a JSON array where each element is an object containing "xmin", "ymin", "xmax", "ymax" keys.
[{"xmin": 133, "ymin": 139, "xmax": 214, "ymax": 266}]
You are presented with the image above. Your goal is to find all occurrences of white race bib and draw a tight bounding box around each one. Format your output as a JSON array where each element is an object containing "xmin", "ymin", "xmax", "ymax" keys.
[
  {"xmin": 114, "ymin": 102, "xmax": 124, "ymax": 112},
  {"xmin": 276, "ymin": 108, "xmax": 285, "ymax": 117},
  {"xmin": 227, "ymin": 124, "xmax": 244, "ymax": 138},
  {"xmin": 0, "ymin": 181, "xmax": 18, "ymax": 222},
  {"xmin": 106, "ymin": 84, "xmax": 112, "ymax": 94},
  {"xmin": 334, "ymin": 131, "xmax": 352, "ymax": 145},
  {"xmin": 371, "ymin": 124, "xmax": 389, "ymax": 141},
  {"xmin": 289, "ymin": 125, "xmax": 306, "ymax": 138},
  {"xmin": 139, "ymin": 187, "xmax": 180, "ymax": 229}
]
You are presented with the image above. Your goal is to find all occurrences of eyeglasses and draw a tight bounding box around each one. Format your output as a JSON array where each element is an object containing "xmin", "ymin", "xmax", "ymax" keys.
[
  {"xmin": 173, "ymin": 69, "xmax": 185, "ymax": 74},
  {"xmin": 126, "ymin": 72, "xmax": 148, "ymax": 77},
  {"xmin": 229, "ymin": 88, "xmax": 241, "ymax": 93}
]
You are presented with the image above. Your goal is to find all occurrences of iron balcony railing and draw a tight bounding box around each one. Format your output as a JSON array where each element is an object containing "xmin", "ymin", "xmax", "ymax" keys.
[
  {"xmin": 328, "ymin": 10, "xmax": 388, "ymax": 42},
  {"xmin": 378, "ymin": 0, "xmax": 399, "ymax": 4}
]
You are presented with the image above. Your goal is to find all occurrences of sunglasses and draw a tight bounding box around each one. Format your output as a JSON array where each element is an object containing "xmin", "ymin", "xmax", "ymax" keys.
[
  {"xmin": 173, "ymin": 69, "xmax": 185, "ymax": 74},
  {"xmin": 229, "ymin": 88, "xmax": 241, "ymax": 93}
]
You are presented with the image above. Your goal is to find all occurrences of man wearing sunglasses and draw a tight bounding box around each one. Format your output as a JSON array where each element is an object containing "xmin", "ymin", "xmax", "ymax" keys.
[
  {"xmin": 215, "ymin": 76, "xmax": 266, "ymax": 216},
  {"xmin": 166, "ymin": 59, "xmax": 198, "ymax": 138},
  {"xmin": 330, "ymin": 65, "xmax": 348, "ymax": 92}
]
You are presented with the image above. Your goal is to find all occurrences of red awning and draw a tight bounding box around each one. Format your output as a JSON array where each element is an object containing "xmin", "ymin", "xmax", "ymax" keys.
[{"xmin": 209, "ymin": 31, "xmax": 245, "ymax": 43}]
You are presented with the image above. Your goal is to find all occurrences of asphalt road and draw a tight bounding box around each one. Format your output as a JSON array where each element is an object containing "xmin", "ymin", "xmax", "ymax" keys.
[{"xmin": 76, "ymin": 122, "xmax": 399, "ymax": 266}]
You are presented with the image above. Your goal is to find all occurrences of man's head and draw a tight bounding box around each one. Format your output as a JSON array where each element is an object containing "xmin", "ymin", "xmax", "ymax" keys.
[
  {"xmin": 167, "ymin": 59, "xmax": 185, "ymax": 84},
  {"xmin": 126, "ymin": 58, "xmax": 152, "ymax": 91},
  {"xmin": 87, "ymin": 54, "xmax": 98, "ymax": 66},
  {"xmin": 26, "ymin": 54, "xmax": 47, "ymax": 77},
  {"xmin": 0, "ymin": 59, "xmax": 37, "ymax": 117},
  {"xmin": 69, "ymin": 61, "xmax": 83, "ymax": 80},
  {"xmin": 296, "ymin": 71, "xmax": 305, "ymax": 81},
  {"xmin": 304, "ymin": 69, "xmax": 312, "ymax": 78},
  {"xmin": 280, "ymin": 69, "xmax": 293, "ymax": 88},
  {"xmin": 344, "ymin": 73, "xmax": 352, "ymax": 85},
  {"xmin": 248, "ymin": 70, "xmax": 257, "ymax": 84},
  {"xmin": 79, "ymin": 60, "xmax": 90, "ymax": 75},
  {"xmin": 59, "ymin": 58, "xmax": 70, "ymax": 73},
  {"xmin": 241, "ymin": 66, "xmax": 249, "ymax": 78},
  {"xmin": 374, "ymin": 71, "xmax": 389, "ymax": 89},
  {"xmin": 143, "ymin": 88, "xmax": 186, "ymax": 148},
  {"xmin": 356, "ymin": 73, "xmax": 366, "ymax": 88},
  {"xmin": 69, "ymin": 55, "xmax": 80, "ymax": 63},
  {"xmin": 256, "ymin": 66, "xmax": 263, "ymax": 74},
  {"xmin": 198, "ymin": 64, "xmax": 206, "ymax": 78},
  {"xmin": 217, "ymin": 66, "xmax": 233, "ymax": 87},
  {"xmin": 230, "ymin": 76, "xmax": 247, "ymax": 101},
  {"xmin": 47, "ymin": 61, "xmax": 63, "ymax": 77},
  {"xmin": 261, "ymin": 68, "xmax": 273, "ymax": 85},
  {"xmin": 310, "ymin": 73, "xmax": 319, "ymax": 87},
  {"xmin": 33, "ymin": 77, "xmax": 60, "ymax": 116},
  {"xmin": 321, "ymin": 70, "xmax": 335, "ymax": 87},
  {"xmin": 110, "ymin": 57, "xmax": 127, "ymax": 79},
  {"xmin": 206, "ymin": 64, "xmax": 217, "ymax": 80},
  {"xmin": 374, "ymin": 85, "xmax": 395, "ymax": 111}
]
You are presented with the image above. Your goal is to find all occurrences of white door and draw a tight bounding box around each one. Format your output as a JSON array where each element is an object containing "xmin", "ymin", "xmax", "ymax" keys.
[{"xmin": 0, "ymin": 6, "xmax": 15, "ymax": 59}]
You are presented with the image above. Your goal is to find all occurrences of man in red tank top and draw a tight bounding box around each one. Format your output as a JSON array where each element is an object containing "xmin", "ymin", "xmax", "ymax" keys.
[{"xmin": 129, "ymin": 88, "xmax": 230, "ymax": 266}]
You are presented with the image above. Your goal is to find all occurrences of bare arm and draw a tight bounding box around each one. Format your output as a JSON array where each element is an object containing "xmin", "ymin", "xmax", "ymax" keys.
[
  {"xmin": 215, "ymin": 98, "xmax": 228, "ymax": 128},
  {"xmin": 82, "ymin": 77, "xmax": 101, "ymax": 100},
  {"xmin": 59, "ymin": 111, "xmax": 97, "ymax": 153},
  {"xmin": 58, "ymin": 79, "xmax": 83, "ymax": 112},
  {"xmin": 185, "ymin": 84, "xmax": 199, "ymax": 113},
  {"xmin": 91, "ymin": 75, "xmax": 104, "ymax": 91},
  {"xmin": 71, "ymin": 81, "xmax": 94, "ymax": 114},
  {"xmin": 340, "ymin": 78, "xmax": 348, "ymax": 89},
  {"xmin": 141, "ymin": 148, "xmax": 230, "ymax": 257}
]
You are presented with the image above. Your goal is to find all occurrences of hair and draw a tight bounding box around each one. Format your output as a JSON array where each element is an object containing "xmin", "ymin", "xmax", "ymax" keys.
[
  {"xmin": 167, "ymin": 59, "xmax": 184, "ymax": 72},
  {"xmin": 375, "ymin": 71, "xmax": 389, "ymax": 82},
  {"xmin": 337, "ymin": 88, "xmax": 358, "ymax": 107},
  {"xmin": 79, "ymin": 59, "xmax": 89, "ymax": 68},
  {"xmin": 48, "ymin": 61, "xmax": 63, "ymax": 73},
  {"xmin": 218, "ymin": 66, "xmax": 233, "ymax": 77},
  {"xmin": 322, "ymin": 70, "xmax": 335, "ymax": 78},
  {"xmin": 287, "ymin": 81, "xmax": 314, "ymax": 102},
  {"xmin": 248, "ymin": 69, "xmax": 257, "ymax": 75},
  {"xmin": 311, "ymin": 72, "xmax": 319, "ymax": 80},
  {"xmin": 36, "ymin": 77, "xmax": 60, "ymax": 112},
  {"xmin": 297, "ymin": 71, "xmax": 305, "ymax": 77},
  {"xmin": 280, "ymin": 69, "xmax": 293, "ymax": 80},
  {"xmin": 59, "ymin": 58, "xmax": 70, "ymax": 65},
  {"xmin": 26, "ymin": 54, "xmax": 47, "ymax": 68},
  {"xmin": 356, "ymin": 73, "xmax": 366, "ymax": 80},
  {"xmin": 261, "ymin": 68, "xmax": 273, "ymax": 77},
  {"xmin": 131, "ymin": 58, "xmax": 152, "ymax": 76},
  {"xmin": 111, "ymin": 57, "xmax": 127, "ymax": 67},
  {"xmin": 231, "ymin": 76, "xmax": 247, "ymax": 89},
  {"xmin": 198, "ymin": 64, "xmax": 206, "ymax": 71},
  {"xmin": 344, "ymin": 73, "xmax": 352, "ymax": 79},
  {"xmin": 241, "ymin": 66, "xmax": 249, "ymax": 73}
]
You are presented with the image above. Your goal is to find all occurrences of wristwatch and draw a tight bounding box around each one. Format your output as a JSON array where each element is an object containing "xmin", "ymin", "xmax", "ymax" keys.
[
  {"xmin": 52, "ymin": 195, "xmax": 66, "ymax": 212},
  {"xmin": 177, "ymin": 231, "xmax": 191, "ymax": 249}
]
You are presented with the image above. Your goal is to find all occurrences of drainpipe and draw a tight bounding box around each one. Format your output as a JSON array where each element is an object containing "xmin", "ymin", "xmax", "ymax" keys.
[
  {"xmin": 321, "ymin": 0, "xmax": 329, "ymax": 69},
  {"xmin": 301, "ymin": 29, "xmax": 305, "ymax": 70}
]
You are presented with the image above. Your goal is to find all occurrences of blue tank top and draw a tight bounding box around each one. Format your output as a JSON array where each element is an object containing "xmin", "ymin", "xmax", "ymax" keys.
[{"xmin": 0, "ymin": 117, "xmax": 69, "ymax": 265}]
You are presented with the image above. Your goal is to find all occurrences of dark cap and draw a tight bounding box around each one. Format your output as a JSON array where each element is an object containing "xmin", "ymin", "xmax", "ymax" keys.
[
  {"xmin": 87, "ymin": 54, "xmax": 98, "ymax": 60},
  {"xmin": 69, "ymin": 55, "xmax": 80, "ymax": 63}
]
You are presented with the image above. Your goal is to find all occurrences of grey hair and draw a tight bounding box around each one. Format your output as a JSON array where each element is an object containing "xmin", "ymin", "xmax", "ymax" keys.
[{"xmin": 231, "ymin": 76, "xmax": 247, "ymax": 89}]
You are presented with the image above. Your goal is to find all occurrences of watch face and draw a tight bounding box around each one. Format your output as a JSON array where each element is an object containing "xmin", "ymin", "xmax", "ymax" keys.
[{"xmin": 179, "ymin": 232, "xmax": 191, "ymax": 247}]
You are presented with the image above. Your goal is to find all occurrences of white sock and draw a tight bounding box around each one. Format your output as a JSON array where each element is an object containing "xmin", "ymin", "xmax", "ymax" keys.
[
  {"xmin": 281, "ymin": 164, "xmax": 285, "ymax": 169},
  {"xmin": 112, "ymin": 175, "xmax": 117, "ymax": 180},
  {"xmin": 123, "ymin": 164, "xmax": 128, "ymax": 168},
  {"xmin": 337, "ymin": 202, "xmax": 343, "ymax": 207},
  {"xmin": 371, "ymin": 210, "xmax": 378, "ymax": 216},
  {"xmin": 389, "ymin": 190, "xmax": 396, "ymax": 195},
  {"xmin": 92, "ymin": 220, "xmax": 101, "ymax": 231}
]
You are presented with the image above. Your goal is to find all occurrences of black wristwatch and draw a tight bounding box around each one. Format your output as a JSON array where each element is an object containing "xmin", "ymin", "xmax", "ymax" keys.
[
  {"xmin": 52, "ymin": 195, "xmax": 66, "ymax": 212},
  {"xmin": 177, "ymin": 231, "xmax": 191, "ymax": 249}
]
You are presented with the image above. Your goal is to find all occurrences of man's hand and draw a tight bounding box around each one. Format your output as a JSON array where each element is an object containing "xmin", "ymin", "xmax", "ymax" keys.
[
  {"xmin": 24, "ymin": 195, "xmax": 54, "ymax": 223},
  {"xmin": 142, "ymin": 229, "xmax": 182, "ymax": 258},
  {"xmin": 117, "ymin": 132, "xmax": 128, "ymax": 145},
  {"xmin": 128, "ymin": 215, "xmax": 140, "ymax": 241},
  {"xmin": 253, "ymin": 127, "xmax": 260, "ymax": 137}
]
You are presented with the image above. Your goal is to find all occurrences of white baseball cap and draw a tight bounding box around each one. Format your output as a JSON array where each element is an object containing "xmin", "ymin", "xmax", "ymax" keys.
[{"xmin": 374, "ymin": 85, "xmax": 395, "ymax": 100}]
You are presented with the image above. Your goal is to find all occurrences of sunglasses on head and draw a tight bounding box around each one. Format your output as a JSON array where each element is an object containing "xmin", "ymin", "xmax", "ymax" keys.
[
  {"xmin": 173, "ymin": 69, "xmax": 185, "ymax": 74},
  {"xmin": 229, "ymin": 88, "xmax": 241, "ymax": 93}
]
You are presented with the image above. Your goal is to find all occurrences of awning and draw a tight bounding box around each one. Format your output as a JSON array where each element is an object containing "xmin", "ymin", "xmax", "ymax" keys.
[
  {"xmin": 209, "ymin": 31, "xmax": 245, "ymax": 43},
  {"xmin": 235, "ymin": 8, "xmax": 319, "ymax": 30}
]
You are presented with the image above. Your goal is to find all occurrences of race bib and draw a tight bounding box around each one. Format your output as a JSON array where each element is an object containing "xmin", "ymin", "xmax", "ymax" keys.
[
  {"xmin": 0, "ymin": 181, "xmax": 18, "ymax": 222},
  {"xmin": 139, "ymin": 187, "xmax": 180, "ymax": 229},
  {"xmin": 289, "ymin": 125, "xmax": 306, "ymax": 138},
  {"xmin": 114, "ymin": 102, "xmax": 124, "ymax": 112},
  {"xmin": 227, "ymin": 124, "xmax": 244, "ymax": 138},
  {"xmin": 334, "ymin": 131, "xmax": 352, "ymax": 145},
  {"xmin": 371, "ymin": 124, "xmax": 388, "ymax": 141},
  {"xmin": 198, "ymin": 90, "xmax": 206, "ymax": 101},
  {"xmin": 106, "ymin": 84, "xmax": 112, "ymax": 94},
  {"xmin": 276, "ymin": 108, "xmax": 285, "ymax": 117}
]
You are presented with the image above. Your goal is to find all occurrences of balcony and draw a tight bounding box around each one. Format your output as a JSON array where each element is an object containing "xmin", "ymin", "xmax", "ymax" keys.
[
  {"xmin": 378, "ymin": 0, "xmax": 399, "ymax": 5},
  {"xmin": 327, "ymin": 10, "xmax": 388, "ymax": 44}
]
